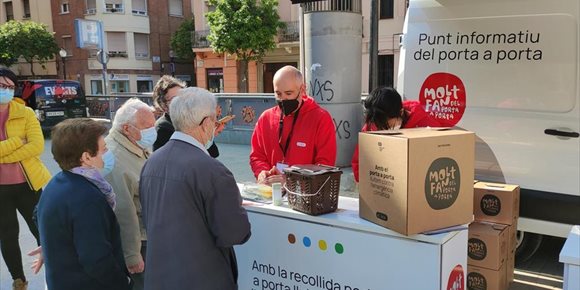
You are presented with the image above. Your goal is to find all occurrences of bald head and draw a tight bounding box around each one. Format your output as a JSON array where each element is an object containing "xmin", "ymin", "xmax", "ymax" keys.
[
  {"xmin": 273, "ymin": 66, "xmax": 304, "ymax": 101},
  {"xmin": 273, "ymin": 66, "xmax": 303, "ymax": 85}
]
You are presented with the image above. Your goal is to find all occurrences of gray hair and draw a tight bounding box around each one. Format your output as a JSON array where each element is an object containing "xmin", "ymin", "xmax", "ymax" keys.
[
  {"xmin": 112, "ymin": 98, "xmax": 153, "ymax": 131},
  {"xmin": 169, "ymin": 87, "xmax": 217, "ymax": 132}
]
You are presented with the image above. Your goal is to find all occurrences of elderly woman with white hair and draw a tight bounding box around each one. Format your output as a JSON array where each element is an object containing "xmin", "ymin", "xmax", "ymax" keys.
[
  {"xmin": 139, "ymin": 87, "xmax": 251, "ymax": 290},
  {"xmin": 104, "ymin": 98, "xmax": 156, "ymax": 290}
]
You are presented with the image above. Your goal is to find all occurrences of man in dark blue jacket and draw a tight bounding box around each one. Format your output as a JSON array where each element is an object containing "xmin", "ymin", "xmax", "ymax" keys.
[{"xmin": 140, "ymin": 87, "xmax": 251, "ymax": 290}]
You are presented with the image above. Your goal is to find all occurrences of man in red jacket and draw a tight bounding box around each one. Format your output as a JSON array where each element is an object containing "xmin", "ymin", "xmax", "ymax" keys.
[{"xmin": 250, "ymin": 66, "xmax": 336, "ymax": 184}]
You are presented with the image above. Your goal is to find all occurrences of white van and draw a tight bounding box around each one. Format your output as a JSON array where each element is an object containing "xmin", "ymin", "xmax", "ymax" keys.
[{"xmin": 398, "ymin": 0, "xmax": 579, "ymax": 261}]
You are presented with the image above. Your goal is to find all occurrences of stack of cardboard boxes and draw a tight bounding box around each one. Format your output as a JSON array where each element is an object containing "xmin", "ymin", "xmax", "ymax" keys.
[{"xmin": 468, "ymin": 182, "xmax": 520, "ymax": 290}]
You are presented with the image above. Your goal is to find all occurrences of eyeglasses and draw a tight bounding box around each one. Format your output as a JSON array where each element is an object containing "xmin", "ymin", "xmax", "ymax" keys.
[
  {"xmin": 0, "ymin": 83, "xmax": 16, "ymax": 90},
  {"xmin": 199, "ymin": 115, "xmax": 217, "ymax": 126}
]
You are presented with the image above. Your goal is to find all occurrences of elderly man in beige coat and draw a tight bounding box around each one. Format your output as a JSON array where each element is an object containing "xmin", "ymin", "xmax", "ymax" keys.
[{"xmin": 105, "ymin": 98, "xmax": 157, "ymax": 290}]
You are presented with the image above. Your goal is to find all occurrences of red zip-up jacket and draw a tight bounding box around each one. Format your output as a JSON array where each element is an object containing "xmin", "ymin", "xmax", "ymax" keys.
[
  {"xmin": 250, "ymin": 95, "xmax": 337, "ymax": 178},
  {"xmin": 351, "ymin": 100, "xmax": 443, "ymax": 182}
]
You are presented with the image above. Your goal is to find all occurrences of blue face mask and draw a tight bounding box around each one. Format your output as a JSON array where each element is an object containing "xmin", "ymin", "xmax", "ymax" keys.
[
  {"xmin": 136, "ymin": 126, "xmax": 158, "ymax": 149},
  {"xmin": 0, "ymin": 88, "xmax": 14, "ymax": 104},
  {"xmin": 100, "ymin": 150, "xmax": 115, "ymax": 176}
]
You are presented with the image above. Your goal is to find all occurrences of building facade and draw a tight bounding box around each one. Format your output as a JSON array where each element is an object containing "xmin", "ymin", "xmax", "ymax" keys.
[
  {"xmin": 191, "ymin": 0, "xmax": 405, "ymax": 94},
  {"xmin": 1, "ymin": 0, "xmax": 58, "ymax": 77},
  {"xmin": 49, "ymin": 0, "xmax": 194, "ymax": 94}
]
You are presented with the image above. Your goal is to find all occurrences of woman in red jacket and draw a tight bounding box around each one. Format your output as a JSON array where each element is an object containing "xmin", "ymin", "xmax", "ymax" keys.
[{"xmin": 352, "ymin": 87, "xmax": 442, "ymax": 182}]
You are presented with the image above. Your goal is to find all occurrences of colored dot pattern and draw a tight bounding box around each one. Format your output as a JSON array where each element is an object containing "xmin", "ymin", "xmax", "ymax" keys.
[
  {"xmin": 335, "ymin": 243, "xmax": 344, "ymax": 254},
  {"xmin": 287, "ymin": 233, "xmax": 344, "ymax": 254},
  {"xmin": 318, "ymin": 240, "xmax": 327, "ymax": 251},
  {"xmin": 303, "ymin": 237, "xmax": 311, "ymax": 247},
  {"xmin": 287, "ymin": 234, "xmax": 296, "ymax": 244}
]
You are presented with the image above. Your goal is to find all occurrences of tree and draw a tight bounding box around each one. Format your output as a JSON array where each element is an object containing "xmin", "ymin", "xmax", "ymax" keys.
[
  {"xmin": 170, "ymin": 17, "xmax": 196, "ymax": 60},
  {"xmin": 0, "ymin": 21, "xmax": 59, "ymax": 76},
  {"xmin": 206, "ymin": 0, "xmax": 284, "ymax": 92}
]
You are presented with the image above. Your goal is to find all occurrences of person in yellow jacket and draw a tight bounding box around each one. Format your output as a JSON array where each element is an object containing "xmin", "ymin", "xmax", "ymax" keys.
[{"xmin": 0, "ymin": 67, "xmax": 51, "ymax": 290}]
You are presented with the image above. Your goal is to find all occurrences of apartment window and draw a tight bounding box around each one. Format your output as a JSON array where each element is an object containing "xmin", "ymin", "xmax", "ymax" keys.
[
  {"xmin": 207, "ymin": 69, "xmax": 224, "ymax": 93},
  {"xmin": 169, "ymin": 0, "xmax": 183, "ymax": 16},
  {"xmin": 137, "ymin": 80, "xmax": 152, "ymax": 92},
  {"xmin": 22, "ymin": 0, "xmax": 31, "ymax": 18},
  {"xmin": 132, "ymin": 0, "xmax": 147, "ymax": 15},
  {"xmin": 206, "ymin": 1, "xmax": 216, "ymax": 13},
  {"xmin": 378, "ymin": 54, "xmax": 394, "ymax": 87},
  {"xmin": 134, "ymin": 33, "xmax": 149, "ymax": 59},
  {"xmin": 90, "ymin": 80, "xmax": 103, "ymax": 94},
  {"xmin": 110, "ymin": 80, "xmax": 129, "ymax": 93},
  {"xmin": 61, "ymin": 2, "xmax": 70, "ymax": 14},
  {"xmin": 62, "ymin": 36, "xmax": 73, "ymax": 56},
  {"xmin": 4, "ymin": 2, "xmax": 14, "ymax": 21},
  {"xmin": 380, "ymin": 0, "xmax": 394, "ymax": 19},
  {"xmin": 107, "ymin": 32, "xmax": 127, "ymax": 57},
  {"xmin": 85, "ymin": 0, "xmax": 96, "ymax": 14},
  {"xmin": 105, "ymin": 0, "xmax": 124, "ymax": 13}
]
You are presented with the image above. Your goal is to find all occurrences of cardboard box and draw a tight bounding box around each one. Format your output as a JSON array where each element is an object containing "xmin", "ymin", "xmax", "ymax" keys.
[
  {"xmin": 506, "ymin": 248, "xmax": 515, "ymax": 287},
  {"xmin": 359, "ymin": 128, "xmax": 475, "ymax": 235},
  {"xmin": 474, "ymin": 182, "xmax": 520, "ymax": 225},
  {"xmin": 467, "ymin": 264, "xmax": 507, "ymax": 290},
  {"xmin": 508, "ymin": 221, "xmax": 518, "ymax": 252},
  {"xmin": 468, "ymin": 222, "xmax": 508, "ymax": 270}
]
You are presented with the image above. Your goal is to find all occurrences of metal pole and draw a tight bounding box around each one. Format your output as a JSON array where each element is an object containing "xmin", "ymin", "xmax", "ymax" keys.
[
  {"xmin": 299, "ymin": 4, "xmax": 305, "ymax": 77},
  {"xmin": 368, "ymin": 0, "xmax": 379, "ymax": 92},
  {"xmin": 62, "ymin": 58, "xmax": 67, "ymax": 79}
]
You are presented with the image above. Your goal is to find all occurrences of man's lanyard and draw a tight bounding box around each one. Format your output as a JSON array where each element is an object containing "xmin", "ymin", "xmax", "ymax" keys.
[{"xmin": 278, "ymin": 108, "xmax": 300, "ymax": 159}]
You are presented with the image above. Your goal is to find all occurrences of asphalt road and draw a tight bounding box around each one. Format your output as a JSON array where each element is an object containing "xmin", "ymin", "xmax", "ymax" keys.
[{"xmin": 0, "ymin": 140, "xmax": 568, "ymax": 290}]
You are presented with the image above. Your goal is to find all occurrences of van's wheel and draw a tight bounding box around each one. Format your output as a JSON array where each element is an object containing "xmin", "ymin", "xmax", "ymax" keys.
[{"xmin": 515, "ymin": 231, "xmax": 543, "ymax": 265}]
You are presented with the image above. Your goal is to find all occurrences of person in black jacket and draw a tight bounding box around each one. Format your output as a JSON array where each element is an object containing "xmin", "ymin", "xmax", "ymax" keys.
[{"xmin": 151, "ymin": 76, "xmax": 221, "ymax": 157}]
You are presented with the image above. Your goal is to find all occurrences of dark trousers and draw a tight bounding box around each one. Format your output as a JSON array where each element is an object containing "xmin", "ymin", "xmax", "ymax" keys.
[
  {"xmin": 0, "ymin": 183, "xmax": 41, "ymax": 281},
  {"xmin": 131, "ymin": 241, "xmax": 147, "ymax": 290}
]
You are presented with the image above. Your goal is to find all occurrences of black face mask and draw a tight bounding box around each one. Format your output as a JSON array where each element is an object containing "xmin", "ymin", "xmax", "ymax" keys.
[{"xmin": 277, "ymin": 94, "xmax": 300, "ymax": 116}]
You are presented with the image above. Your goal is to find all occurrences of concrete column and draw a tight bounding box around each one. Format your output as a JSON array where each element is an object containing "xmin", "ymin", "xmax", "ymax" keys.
[{"xmin": 303, "ymin": 0, "xmax": 363, "ymax": 167}]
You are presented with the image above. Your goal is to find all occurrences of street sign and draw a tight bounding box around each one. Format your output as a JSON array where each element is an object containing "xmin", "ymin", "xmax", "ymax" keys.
[
  {"xmin": 74, "ymin": 19, "xmax": 103, "ymax": 49},
  {"xmin": 96, "ymin": 50, "xmax": 109, "ymax": 65}
]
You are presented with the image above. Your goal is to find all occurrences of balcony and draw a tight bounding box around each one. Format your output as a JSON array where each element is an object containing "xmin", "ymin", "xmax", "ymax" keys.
[
  {"xmin": 105, "ymin": 3, "xmax": 124, "ymax": 13},
  {"xmin": 132, "ymin": 9, "xmax": 147, "ymax": 16},
  {"xmin": 108, "ymin": 51, "xmax": 128, "ymax": 58},
  {"xmin": 191, "ymin": 30, "xmax": 211, "ymax": 50},
  {"xmin": 277, "ymin": 21, "xmax": 299, "ymax": 43}
]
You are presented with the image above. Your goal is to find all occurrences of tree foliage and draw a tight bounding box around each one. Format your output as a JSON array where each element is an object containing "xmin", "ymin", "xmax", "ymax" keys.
[
  {"xmin": 206, "ymin": 0, "xmax": 283, "ymax": 92},
  {"xmin": 170, "ymin": 17, "xmax": 196, "ymax": 60},
  {"xmin": 0, "ymin": 21, "xmax": 59, "ymax": 76}
]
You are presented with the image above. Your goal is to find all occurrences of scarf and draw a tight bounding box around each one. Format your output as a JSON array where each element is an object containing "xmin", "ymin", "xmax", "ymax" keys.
[{"xmin": 69, "ymin": 167, "xmax": 116, "ymax": 209}]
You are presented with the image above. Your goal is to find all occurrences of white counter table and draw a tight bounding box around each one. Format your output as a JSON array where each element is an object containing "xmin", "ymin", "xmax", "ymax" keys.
[
  {"xmin": 560, "ymin": 226, "xmax": 580, "ymax": 290},
  {"xmin": 236, "ymin": 197, "xmax": 468, "ymax": 290}
]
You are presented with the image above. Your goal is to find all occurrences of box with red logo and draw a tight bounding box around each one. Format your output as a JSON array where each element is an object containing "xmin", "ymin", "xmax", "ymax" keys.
[
  {"xmin": 468, "ymin": 222, "xmax": 509, "ymax": 270},
  {"xmin": 474, "ymin": 182, "xmax": 520, "ymax": 226},
  {"xmin": 358, "ymin": 128, "xmax": 475, "ymax": 235},
  {"xmin": 467, "ymin": 264, "xmax": 507, "ymax": 290}
]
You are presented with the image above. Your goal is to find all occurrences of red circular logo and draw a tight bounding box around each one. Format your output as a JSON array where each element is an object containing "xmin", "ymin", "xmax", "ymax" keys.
[
  {"xmin": 447, "ymin": 264, "xmax": 465, "ymax": 290},
  {"xmin": 419, "ymin": 72, "xmax": 466, "ymax": 127}
]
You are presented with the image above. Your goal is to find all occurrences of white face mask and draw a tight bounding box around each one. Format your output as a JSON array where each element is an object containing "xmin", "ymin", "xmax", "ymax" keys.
[
  {"xmin": 390, "ymin": 124, "xmax": 401, "ymax": 131},
  {"xmin": 204, "ymin": 121, "xmax": 215, "ymax": 149}
]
